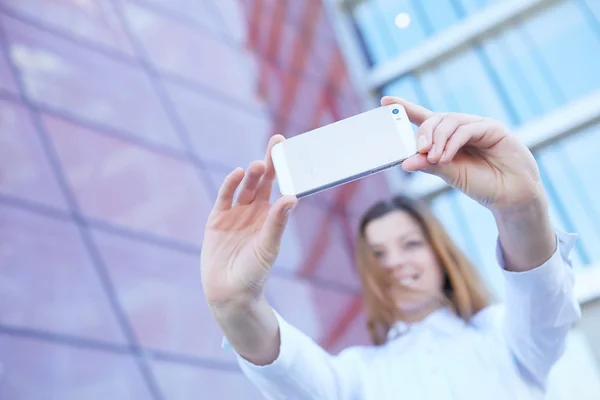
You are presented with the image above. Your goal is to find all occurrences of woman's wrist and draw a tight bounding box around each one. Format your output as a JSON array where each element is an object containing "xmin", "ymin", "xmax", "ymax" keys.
[
  {"xmin": 211, "ymin": 294, "xmax": 281, "ymax": 366},
  {"xmin": 492, "ymin": 191, "xmax": 556, "ymax": 272},
  {"xmin": 208, "ymin": 289, "xmax": 266, "ymax": 316}
]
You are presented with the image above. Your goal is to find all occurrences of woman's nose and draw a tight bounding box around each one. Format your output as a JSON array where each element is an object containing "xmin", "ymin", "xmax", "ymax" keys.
[{"xmin": 382, "ymin": 252, "xmax": 408, "ymax": 269}]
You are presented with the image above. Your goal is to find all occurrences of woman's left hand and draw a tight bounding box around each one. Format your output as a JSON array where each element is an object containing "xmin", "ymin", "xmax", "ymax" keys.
[{"xmin": 382, "ymin": 96, "xmax": 544, "ymax": 212}]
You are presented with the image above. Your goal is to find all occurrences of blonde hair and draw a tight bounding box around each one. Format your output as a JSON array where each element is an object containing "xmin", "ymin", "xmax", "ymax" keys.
[{"xmin": 355, "ymin": 195, "xmax": 491, "ymax": 345}]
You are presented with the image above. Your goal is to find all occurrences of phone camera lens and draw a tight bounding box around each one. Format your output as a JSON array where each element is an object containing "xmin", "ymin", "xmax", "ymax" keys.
[{"xmin": 392, "ymin": 109, "xmax": 399, "ymax": 115}]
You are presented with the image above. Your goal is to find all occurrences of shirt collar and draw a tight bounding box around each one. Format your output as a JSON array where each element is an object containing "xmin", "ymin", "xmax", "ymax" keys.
[{"xmin": 387, "ymin": 307, "xmax": 465, "ymax": 340}]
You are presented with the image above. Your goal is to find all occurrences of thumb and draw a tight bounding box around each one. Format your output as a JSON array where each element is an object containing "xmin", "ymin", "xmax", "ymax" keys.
[
  {"xmin": 401, "ymin": 153, "xmax": 460, "ymax": 186},
  {"xmin": 261, "ymin": 195, "xmax": 298, "ymax": 251}
]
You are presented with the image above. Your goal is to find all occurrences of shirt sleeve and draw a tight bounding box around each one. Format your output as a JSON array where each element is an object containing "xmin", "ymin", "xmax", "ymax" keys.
[
  {"xmin": 223, "ymin": 310, "xmax": 363, "ymax": 400},
  {"xmin": 498, "ymin": 229, "xmax": 582, "ymax": 388}
]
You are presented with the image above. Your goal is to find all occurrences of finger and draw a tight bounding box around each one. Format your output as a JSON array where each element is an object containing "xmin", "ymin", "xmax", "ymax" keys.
[
  {"xmin": 415, "ymin": 112, "xmax": 445, "ymax": 153},
  {"xmin": 401, "ymin": 153, "xmax": 435, "ymax": 172},
  {"xmin": 438, "ymin": 121, "xmax": 489, "ymax": 164},
  {"xmin": 212, "ymin": 167, "xmax": 244, "ymax": 212},
  {"xmin": 401, "ymin": 153, "xmax": 453, "ymax": 188},
  {"xmin": 381, "ymin": 96, "xmax": 433, "ymax": 126},
  {"xmin": 235, "ymin": 160, "xmax": 266, "ymax": 205},
  {"xmin": 429, "ymin": 114, "xmax": 481, "ymax": 164},
  {"xmin": 263, "ymin": 134, "xmax": 285, "ymax": 181},
  {"xmin": 256, "ymin": 134, "xmax": 286, "ymax": 201},
  {"xmin": 260, "ymin": 195, "xmax": 298, "ymax": 251}
]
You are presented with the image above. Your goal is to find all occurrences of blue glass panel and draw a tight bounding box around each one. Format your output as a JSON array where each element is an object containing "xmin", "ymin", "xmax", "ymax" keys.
[
  {"xmin": 522, "ymin": 1, "xmax": 600, "ymax": 102},
  {"xmin": 436, "ymin": 50, "xmax": 511, "ymax": 121},
  {"xmin": 584, "ymin": 0, "xmax": 600, "ymax": 21},
  {"xmin": 480, "ymin": 35, "xmax": 540, "ymax": 124},
  {"xmin": 560, "ymin": 125, "xmax": 600, "ymax": 218},
  {"xmin": 375, "ymin": 0, "xmax": 428, "ymax": 55},
  {"xmin": 539, "ymin": 147, "xmax": 600, "ymax": 263},
  {"xmin": 429, "ymin": 191, "xmax": 472, "ymax": 258},
  {"xmin": 453, "ymin": 192, "xmax": 502, "ymax": 295},
  {"xmin": 419, "ymin": 69, "xmax": 455, "ymax": 111},
  {"xmin": 354, "ymin": 3, "xmax": 390, "ymax": 64},
  {"xmin": 559, "ymin": 124, "xmax": 600, "ymax": 264},
  {"xmin": 455, "ymin": 0, "xmax": 490, "ymax": 13},
  {"xmin": 536, "ymin": 154, "xmax": 589, "ymax": 266},
  {"xmin": 503, "ymin": 27, "xmax": 561, "ymax": 114},
  {"xmin": 481, "ymin": 0, "xmax": 502, "ymax": 7},
  {"xmin": 417, "ymin": 0, "xmax": 462, "ymax": 32},
  {"xmin": 383, "ymin": 75, "xmax": 420, "ymax": 103}
]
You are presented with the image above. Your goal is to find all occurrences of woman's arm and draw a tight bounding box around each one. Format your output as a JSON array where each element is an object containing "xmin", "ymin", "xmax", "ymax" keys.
[
  {"xmin": 202, "ymin": 135, "xmax": 360, "ymax": 399},
  {"xmin": 381, "ymin": 96, "xmax": 581, "ymax": 387},
  {"xmin": 493, "ymin": 194, "xmax": 581, "ymax": 387},
  {"xmin": 215, "ymin": 297, "xmax": 362, "ymax": 400}
]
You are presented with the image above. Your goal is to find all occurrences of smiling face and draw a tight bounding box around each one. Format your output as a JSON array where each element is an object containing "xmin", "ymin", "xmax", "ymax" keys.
[{"xmin": 364, "ymin": 210, "xmax": 445, "ymax": 314}]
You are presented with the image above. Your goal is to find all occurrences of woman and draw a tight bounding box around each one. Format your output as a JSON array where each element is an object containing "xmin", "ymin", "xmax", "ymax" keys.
[{"xmin": 201, "ymin": 97, "xmax": 580, "ymax": 399}]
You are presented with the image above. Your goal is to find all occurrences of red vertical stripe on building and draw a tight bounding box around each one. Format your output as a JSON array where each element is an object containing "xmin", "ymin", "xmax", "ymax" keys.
[
  {"xmin": 272, "ymin": 2, "xmax": 321, "ymax": 135},
  {"xmin": 246, "ymin": 0, "xmax": 264, "ymax": 51},
  {"xmin": 320, "ymin": 294, "xmax": 364, "ymax": 351},
  {"xmin": 257, "ymin": 1, "xmax": 287, "ymax": 113},
  {"xmin": 298, "ymin": 211, "xmax": 335, "ymax": 277},
  {"xmin": 265, "ymin": 1, "xmax": 287, "ymax": 62}
]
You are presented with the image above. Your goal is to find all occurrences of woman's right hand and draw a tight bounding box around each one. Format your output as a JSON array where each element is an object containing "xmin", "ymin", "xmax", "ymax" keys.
[{"xmin": 201, "ymin": 135, "xmax": 298, "ymax": 308}]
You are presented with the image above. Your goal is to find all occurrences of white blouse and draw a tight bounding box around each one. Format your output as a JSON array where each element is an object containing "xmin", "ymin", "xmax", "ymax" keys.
[{"xmin": 227, "ymin": 230, "xmax": 581, "ymax": 399}]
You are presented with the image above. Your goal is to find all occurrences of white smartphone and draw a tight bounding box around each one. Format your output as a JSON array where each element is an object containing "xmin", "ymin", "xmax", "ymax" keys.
[{"xmin": 271, "ymin": 104, "xmax": 416, "ymax": 198}]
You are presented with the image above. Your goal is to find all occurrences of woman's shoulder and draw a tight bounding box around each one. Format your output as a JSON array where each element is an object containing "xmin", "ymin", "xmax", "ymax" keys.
[
  {"xmin": 331, "ymin": 342, "xmax": 383, "ymax": 364},
  {"xmin": 470, "ymin": 303, "xmax": 506, "ymax": 331}
]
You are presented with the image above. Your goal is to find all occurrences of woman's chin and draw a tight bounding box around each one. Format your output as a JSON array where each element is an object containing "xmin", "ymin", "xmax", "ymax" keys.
[{"xmin": 396, "ymin": 297, "xmax": 441, "ymax": 317}]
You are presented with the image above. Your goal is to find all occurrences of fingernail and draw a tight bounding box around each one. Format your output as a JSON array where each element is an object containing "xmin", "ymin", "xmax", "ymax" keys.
[
  {"xmin": 441, "ymin": 151, "xmax": 447, "ymax": 161},
  {"xmin": 284, "ymin": 205, "xmax": 296, "ymax": 216},
  {"xmin": 417, "ymin": 135, "xmax": 427, "ymax": 152}
]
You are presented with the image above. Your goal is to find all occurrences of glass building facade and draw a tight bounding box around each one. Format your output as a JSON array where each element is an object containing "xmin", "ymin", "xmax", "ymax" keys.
[
  {"xmin": 0, "ymin": 0, "xmax": 380, "ymax": 398},
  {"xmin": 1, "ymin": 0, "xmax": 599, "ymax": 398}
]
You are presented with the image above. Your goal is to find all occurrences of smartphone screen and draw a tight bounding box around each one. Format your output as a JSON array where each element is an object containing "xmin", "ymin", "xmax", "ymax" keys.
[{"xmin": 271, "ymin": 104, "xmax": 416, "ymax": 198}]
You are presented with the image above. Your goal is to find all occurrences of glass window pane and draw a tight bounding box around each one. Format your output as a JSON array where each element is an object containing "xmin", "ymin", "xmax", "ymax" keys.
[
  {"xmin": 559, "ymin": 124, "xmax": 600, "ymax": 264},
  {"xmin": 456, "ymin": 0, "xmax": 490, "ymax": 13},
  {"xmin": 383, "ymin": 75, "xmax": 420, "ymax": 103},
  {"xmin": 480, "ymin": 35, "xmax": 541, "ymax": 123},
  {"xmin": 537, "ymin": 152, "xmax": 594, "ymax": 266},
  {"xmin": 522, "ymin": 1, "xmax": 600, "ymax": 102},
  {"xmin": 502, "ymin": 27, "xmax": 562, "ymax": 115},
  {"xmin": 542, "ymin": 151, "xmax": 600, "ymax": 264},
  {"xmin": 353, "ymin": 3, "xmax": 390, "ymax": 65},
  {"xmin": 585, "ymin": 0, "xmax": 600, "ymax": 22},
  {"xmin": 435, "ymin": 50, "xmax": 511, "ymax": 121},
  {"xmin": 561, "ymin": 125, "xmax": 600, "ymax": 217},
  {"xmin": 454, "ymin": 192, "xmax": 503, "ymax": 296},
  {"xmin": 419, "ymin": 0, "xmax": 462, "ymax": 32},
  {"xmin": 419, "ymin": 68, "xmax": 455, "ymax": 111},
  {"xmin": 374, "ymin": 0, "xmax": 428, "ymax": 55},
  {"xmin": 481, "ymin": 0, "xmax": 502, "ymax": 8},
  {"xmin": 429, "ymin": 191, "xmax": 474, "ymax": 260}
]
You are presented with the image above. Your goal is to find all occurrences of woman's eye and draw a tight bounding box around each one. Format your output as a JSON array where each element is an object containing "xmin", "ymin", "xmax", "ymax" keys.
[
  {"xmin": 372, "ymin": 250, "xmax": 384, "ymax": 259},
  {"xmin": 405, "ymin": 240, "xmax": 422, "ymax": 248}
]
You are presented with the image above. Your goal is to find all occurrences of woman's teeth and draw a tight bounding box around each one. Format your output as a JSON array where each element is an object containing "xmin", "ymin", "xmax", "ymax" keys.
[{"xmin": 400, "ymin": 275, "xmax": 418, "ymax": 286}]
